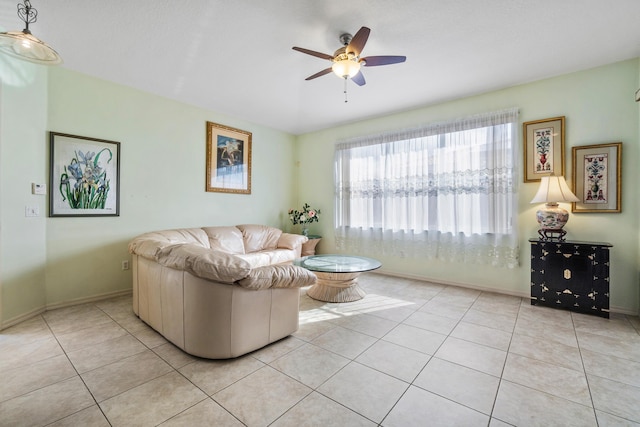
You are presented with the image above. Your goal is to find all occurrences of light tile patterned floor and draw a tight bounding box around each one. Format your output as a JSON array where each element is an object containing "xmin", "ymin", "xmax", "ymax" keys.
[{"xmin": 1, "ymin": 273, "xmax": 640, "ymax": 426}]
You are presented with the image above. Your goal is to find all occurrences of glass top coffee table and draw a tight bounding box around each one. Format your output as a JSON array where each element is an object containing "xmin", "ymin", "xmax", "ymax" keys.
[{"xmin": 293, "ymin": 254, "xmax": 381, "ymax": 303}]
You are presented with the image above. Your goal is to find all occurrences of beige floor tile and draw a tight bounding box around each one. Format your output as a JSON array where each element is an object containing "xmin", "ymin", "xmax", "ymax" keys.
[
  {"xmin": 0, "ymin": 377, "xmax": 95, "ymax": 427},
  {"xmin": 66, "ymin": 333, "xmax": 147, "ymax": 373},
  {"xmin": 292, "ymin": 318, "xmax": 337, "ymax": 342},
  {"xmin": 450, "ymin": 321, "xmax": 512, "ymax": 351},
  {"xmin": 270, "ymin": 343, "xmax": 349, "ymax": 388},
  {"xmin": 462, "ymin": 309, "xmax": 516, "ymax": 333},
  {"xmin": 595, "ymin": 409, "xmax": 640, "ymax": 427},
  {"xmin": 0, "ymin": 335, "xmax": 64, "ymax": 372},
  {"xmin": 100, "ymin": 371, "xmax": 206, "ymax": 426},
  {"xmin": 81, "ymin": 349, "xmax": 173, "ymax": 402},
  {"xmin": 402, "ymin": 310, "xmax": 459, "ymax": 335},
  {"xmin": 365, "ymin": 303, "xmax": 416, "ymax": 323},
  {"xmin": 47, "ymin": 405, "xmax": 111, "ymax": 427},
  {"xmin": 382, "ymin": 324, "xmax": 446, "ymax": 355},
  {"xmin": 159, "ymin": 399, "xmax": 244, "ymax": 426},
  {"xmin": 502, "ymin": 353, "xmax": 591, "ymax": 406},
  {"xmin": 214, "ymin": 366, "xmax": 311, "ymax": 427},
  {"xmin": 0, "ymin": 315, "xmax": 53, "ymax": 346},
  {"xmin": 179, "ymin": 355, "xmax": 264, "ymax": 395},
  {"xmin": 414, "ymin": 357, "xmax": 500, "ymax": 415},
  {"xmin": 311, "ymin": 326, "xmax": 377, "ymax": 359},
  {"xmin": 251, "ymin": 335, "xmax": 305, "ymax": 364},
  {"xmin": 153, "ymin": 342, "xmax": 199, "ymax": 369},
  {"xmin": 0, "ymin": 354, "xmax": 77, "ymax": 402},
  {"xmin": 509, "ymin": 332, "xmax": 583, "ymax": 371},
  {"xmin": 573, "ymin": 312, "xmax": 640, "ymax": 340},
  {"xmin": 355, "ymin": 340, "xmax": 430, "ymax": 383},
  {"xmin": 435, "ymin": 337, "xmax": 506, "ymax": 377},
  {"xmin": 514, "ymin": 315, "xmax": 578, "ymax": 347},
  {"xmin": 318, "ymin": 362, "xmax": 408, "ymax": 423},
  {"xmin": 418, "ymin": 300, "xmax": 470, "ymax": 320},
  {"xmin": 55, "ymin": 320, "xmax": 128, "ymax": 352},
  {"xmin": 518, "ymin": 304, "xmax": 575, "ymax": 330},
  {"xmin": 577, "ymin": 330, "xmax": 640, "ymax": 363},
  {"xmin": 492, "ymin": 381, "xmax": 597, "ymax": 427},
  {"xmin": 589, "ymin": 375, "xmax": 640, "ymax": 423},
  {"xmin": 582, "ymin": 349, "xmax": 640, "ymax": 387},
  {"xmin": 471, "ymin": 296, "xmax": 521, "ymax": 317},
  {"xmin": 43, "ymin": 303, "xmax": 114, "ymax": 335},
  {"xmin": 331, "ymin": 312, "xmax": 399, "ymax": 338},
  {"xmin": 489, "ymin": 418, "xmax": 514, "ymax": 427},
  {"xmin": 382, "ymin": 385, "xmax": 489, "ymax": 426},
  {"xmin": 271, "ymin": 391, "xmax": 376, "ymax": 427},
  {"xmin": 129, "ymin": 325, "xmax": 168, "ymax": 348}
]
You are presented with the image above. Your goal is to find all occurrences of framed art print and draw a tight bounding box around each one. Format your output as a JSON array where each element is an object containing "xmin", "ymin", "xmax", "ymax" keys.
[
  {"xmin": 206, "ymin": 121, "xmax": 252, "ymax": 194},
  {"xmin": 49, "ymin": 132, "xmax": 120, "ymax": 217},
  {"xmin": 572, "ymin": 142, "xmax": 622, "ymax": 213},
  {"xmin": 523, "ymin": 116, "xmax": 565, "ymax": 182}
]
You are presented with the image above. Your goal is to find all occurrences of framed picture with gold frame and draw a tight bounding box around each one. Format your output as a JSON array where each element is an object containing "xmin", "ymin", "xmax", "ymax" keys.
[
  {"xmin": 206, "ymin": 121, "xmax": 252, "ymax": 194},
  {"xmin": 523, "ymin": 116, "xmax": 565, "ymax": 182},
  {"xmin": 572, "ymin": 142, "xmax": 622, "ymax": 213}
]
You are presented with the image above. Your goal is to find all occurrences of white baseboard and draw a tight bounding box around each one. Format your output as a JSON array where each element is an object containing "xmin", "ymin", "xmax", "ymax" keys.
[
  {"xmin": 0, "ymin": 289, "xmax": 133, "ymax": 331},
  {"xmin": 374, "ymin": 269, "xmax": 639, "ymax": 316}
]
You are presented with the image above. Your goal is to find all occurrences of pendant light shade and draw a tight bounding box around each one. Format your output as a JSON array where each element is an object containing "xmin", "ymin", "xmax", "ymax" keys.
[{"xmin": 0, "ymin": 1, "xmax": 61, "ymax": 65}]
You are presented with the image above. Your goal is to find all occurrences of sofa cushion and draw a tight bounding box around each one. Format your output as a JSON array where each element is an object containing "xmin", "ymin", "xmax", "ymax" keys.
[
  {"xmin": 237, "ymin": 264, "xmax": 317, "ymax": 290},
  {"xmin": 277, "ymin": 233, "xmax": 308, "ymax": 250},
  {"xmin": 157, "ymin": 244, "xmax": 251, "ymax": 283},
  {"xmin": 236, "ymin": 250, "xmax": 298, "ymax": 268},
  {"xmin": 202, "ymin": 226, "xmax": 245, "ymax": 254},
  {"xmin": 236, "ymin": 224, "xmax": 282, "ymax": 253}
]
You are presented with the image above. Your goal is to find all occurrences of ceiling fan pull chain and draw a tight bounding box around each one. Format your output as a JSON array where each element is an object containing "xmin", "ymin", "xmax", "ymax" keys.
[{"xmin": 344, "ymin": 77, "xmax": 348, "ymax": 103}]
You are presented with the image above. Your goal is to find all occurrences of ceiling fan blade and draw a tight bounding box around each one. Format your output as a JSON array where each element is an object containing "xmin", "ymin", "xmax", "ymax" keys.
[
  {"xmin": 305, "ymin": 68, "xmax": 333, "ymax": 81},
  {"xmin": 351, "ymin": 70, "xmax": 366, "ymax": 86},
  {"xmin": 361, "ymin": 55, "xmax": 407, "ymax": 66},
  {"xmin": 292, "ymin": 47, "xmax": 334, "ymax": 61},
  {"xmin": 346, "ymin": 26, "xmax": 370, "ymax": 57}
]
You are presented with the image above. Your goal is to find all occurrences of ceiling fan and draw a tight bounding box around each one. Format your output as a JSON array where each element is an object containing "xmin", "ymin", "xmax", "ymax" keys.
[{"xmin": 292, "ymin": 26, "xmax": 406, "ymax": 87}]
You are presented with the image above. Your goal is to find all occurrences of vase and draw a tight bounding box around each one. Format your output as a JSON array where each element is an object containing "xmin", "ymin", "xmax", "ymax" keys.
[{"xmin": 301, "ymin": 225, "xmax": 309, "ymax": 237}]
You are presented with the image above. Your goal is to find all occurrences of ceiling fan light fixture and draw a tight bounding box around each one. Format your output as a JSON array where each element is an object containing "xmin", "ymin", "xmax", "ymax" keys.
[
  {"xmin": 0, "ymin": 0, "xmax": 62, "ymax": 65},
  {"xmin": 332, "ymin": 58, "xmax": 361, "ymax": 79}
]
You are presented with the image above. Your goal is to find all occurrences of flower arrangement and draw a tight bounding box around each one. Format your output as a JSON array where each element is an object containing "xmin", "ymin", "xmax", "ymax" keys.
[
  {"xmin": 59, "ymin": 149, "xmax": 113, "ymax": 209},
  {"xmin": 289, "ymin": 203, "xmax": 320, "ymax": 235}
]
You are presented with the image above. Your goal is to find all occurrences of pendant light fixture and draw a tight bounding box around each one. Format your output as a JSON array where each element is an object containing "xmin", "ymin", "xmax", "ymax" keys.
[{"xmin": 0, "ymin": 0, "xmax": 61, "ymax": 65}]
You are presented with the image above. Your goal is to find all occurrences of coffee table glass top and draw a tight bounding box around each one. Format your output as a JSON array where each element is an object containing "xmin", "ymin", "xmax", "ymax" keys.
[{"xmin": 294, "ymin": 254, "xmax": 381, "ymax": 273}]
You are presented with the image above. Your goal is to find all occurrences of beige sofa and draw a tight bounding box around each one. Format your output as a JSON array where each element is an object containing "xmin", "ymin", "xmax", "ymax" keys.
[{"xmin": 128, "ymin": 224, "xmax": 316, "ymax": 359}]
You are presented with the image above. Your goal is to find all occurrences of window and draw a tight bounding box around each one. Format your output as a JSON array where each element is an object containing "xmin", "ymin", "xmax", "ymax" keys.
[{"xmin": 334, "ymin": 108, "xmax": 519, "ymax": 267}]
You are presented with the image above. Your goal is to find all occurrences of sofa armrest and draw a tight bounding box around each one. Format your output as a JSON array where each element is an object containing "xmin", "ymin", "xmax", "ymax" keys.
[
  {"xmin": 277, "ymin": 233, "xmax": 308, "ymax": 250},
  {"xmin": 237, "ymin": 264, "xmax": 317, "ymax": 290},
  {"xmin": 157, "ymin": 244, "xmax": 251, "ymax": 283}
]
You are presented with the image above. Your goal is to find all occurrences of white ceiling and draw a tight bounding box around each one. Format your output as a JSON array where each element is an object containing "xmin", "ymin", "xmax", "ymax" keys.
[{"xmin": 4, "ymin": 0, "xmax": 640, "ymax": 135}]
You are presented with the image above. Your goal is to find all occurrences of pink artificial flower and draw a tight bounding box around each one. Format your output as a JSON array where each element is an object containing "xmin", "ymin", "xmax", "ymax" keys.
[{"xmin": 308, "ymin": 210, "xmax": 316, "ymax": 218}]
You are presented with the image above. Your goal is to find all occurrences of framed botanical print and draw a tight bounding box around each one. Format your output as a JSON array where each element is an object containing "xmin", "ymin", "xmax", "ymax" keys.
[
  {"xmin": 523, "ymin": 116, "xmax": 565, "ymax": 182},
  {"xmin": 49, "ymin": 132, "xmax": 120, "ymax": 217},
  {"xmin": 572, "ymin": 142, "xmax": 622, "ymax": 213},
  {"xmin": 206, "ymin": 121, "xmax": 252, "ymax": 194}
]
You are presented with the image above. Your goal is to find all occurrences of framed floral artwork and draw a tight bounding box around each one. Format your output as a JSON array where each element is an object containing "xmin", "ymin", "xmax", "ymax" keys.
[
  {"xmin": 49, "ymin": 132, "xmax": 120, "ymax": 217},
  {"xmin": 572, "ymin": 142, "xmax": 622, "ymax": 213},
  {"xmin": 523, "ymin": 116, "xmax": 565, "ymax": 182},
  {"xmin": 206, "ymin": 121, "xmax": 252, "ymax": 194}
]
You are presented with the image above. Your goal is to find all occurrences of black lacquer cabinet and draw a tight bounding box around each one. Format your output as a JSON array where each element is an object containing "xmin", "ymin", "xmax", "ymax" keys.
[{"xmin": 529, "ymin": 239, "xmax": 612, "ymax": 318}]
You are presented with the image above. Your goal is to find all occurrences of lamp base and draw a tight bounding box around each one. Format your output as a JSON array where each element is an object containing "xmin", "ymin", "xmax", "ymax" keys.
[{"xmin": 537, "ymin": 228, "xmax": 567, "ymax": 241}]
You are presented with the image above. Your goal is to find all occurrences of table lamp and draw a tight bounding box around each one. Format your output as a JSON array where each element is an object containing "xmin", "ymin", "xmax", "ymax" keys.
[{"xmin": 530, "ymin": 175, "xmax": 580, "ymax": 241}]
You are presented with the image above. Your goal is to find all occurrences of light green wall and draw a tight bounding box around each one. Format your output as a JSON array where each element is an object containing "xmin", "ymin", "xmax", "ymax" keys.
[
  {"xmin": 0, "ymin": 58, "xmax": 48, "ymax": 322},
  {"xmin": 1, "ymin": 66, "xmax": 298, "ymax": 325},
  {"xmin": 1, "ymin": 58, "xmax": 638, "ymax": 325},
  {"xmin": 297, "ymin": 59, "xmax": 640, "ymax": 314}
]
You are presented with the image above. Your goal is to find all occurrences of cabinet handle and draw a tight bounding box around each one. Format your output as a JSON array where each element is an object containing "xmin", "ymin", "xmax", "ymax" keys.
[{"xmin": 564, "ymin": 269, "xmax": 571, "ymax": 280}]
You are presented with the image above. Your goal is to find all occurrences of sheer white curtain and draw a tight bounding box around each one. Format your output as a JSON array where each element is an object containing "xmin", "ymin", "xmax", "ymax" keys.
[{"xmin": 334, "ymin": 108, "xmax": 519, "ymax": 268}]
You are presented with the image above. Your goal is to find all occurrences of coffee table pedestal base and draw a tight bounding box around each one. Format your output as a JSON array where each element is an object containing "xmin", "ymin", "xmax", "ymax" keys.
[{"xmin": 307, "ymin": 271, "xmax": 366, "ymax": 303}]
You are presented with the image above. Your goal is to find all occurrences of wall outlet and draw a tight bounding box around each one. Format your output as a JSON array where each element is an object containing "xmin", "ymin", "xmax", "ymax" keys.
[
  {"xmin": 122, "ymin": 260, "xmax": 130, "ymax": 270},
  {"xmin": 32, "ymin": 183, "xmax": 46, "ymax": 195}
]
